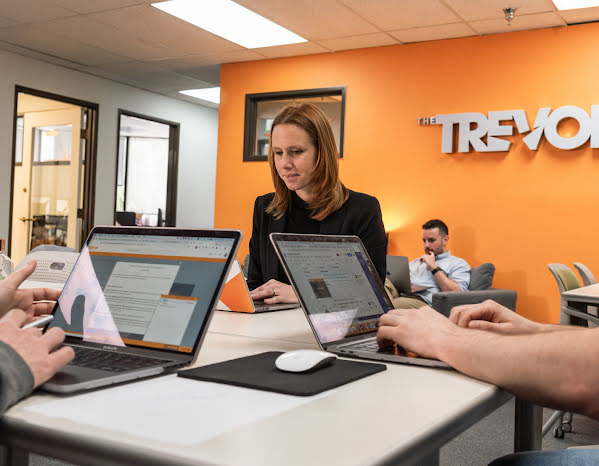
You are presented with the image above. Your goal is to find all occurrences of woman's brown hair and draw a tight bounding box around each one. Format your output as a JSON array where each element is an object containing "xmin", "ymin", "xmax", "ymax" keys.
[{"xmin": 266, "ymin": 102, "xmax": 348, "ymax": 221}]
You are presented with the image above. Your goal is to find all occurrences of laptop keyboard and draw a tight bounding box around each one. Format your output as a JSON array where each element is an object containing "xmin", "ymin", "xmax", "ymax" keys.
[
  {"xmin": 339, "ymin": 338, "xmax": 399, "ymax": 355},
  {"xmin": 69, "ymin": 347, "xmax": 170, "ymax": 373}
]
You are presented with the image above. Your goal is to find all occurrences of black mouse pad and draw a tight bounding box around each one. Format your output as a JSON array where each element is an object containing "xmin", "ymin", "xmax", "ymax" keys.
[{"xmin": 178, "ymin": 351, "xmax": 386, "ymax": 396}]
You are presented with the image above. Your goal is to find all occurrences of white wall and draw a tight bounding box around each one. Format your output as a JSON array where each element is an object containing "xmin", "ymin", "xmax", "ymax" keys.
[{"xmin": 0, "ymin": 49, "xmax": 218, "ymax": 246}]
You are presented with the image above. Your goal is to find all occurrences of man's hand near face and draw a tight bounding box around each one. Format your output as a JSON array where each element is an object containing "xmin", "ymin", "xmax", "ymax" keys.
[{"xmin": 419, "ymin": 251, "xmax": 436, "ymax": 270}]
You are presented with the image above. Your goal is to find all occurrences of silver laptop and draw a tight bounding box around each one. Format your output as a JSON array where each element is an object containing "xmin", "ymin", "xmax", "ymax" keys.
[
  {"xmin": 42, "ymin": 226, "xmax": 241, "ymax": 393},
  {"xmin": 270, "ymin": 233, "xmax": 451, "ymax": 369},
  {"xmin": 386, "ymin": 255, "xmax": 431, "ymax": 294}
]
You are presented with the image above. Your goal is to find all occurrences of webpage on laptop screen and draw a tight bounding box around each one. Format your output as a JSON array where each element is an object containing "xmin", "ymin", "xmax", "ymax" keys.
[
  {"xmin": 50, "ymin": 234, "xmax": 234, "ymax": 353},
  {"xmin": 277, "ymin": 240, "xmax": 389, "ymax": 344}
]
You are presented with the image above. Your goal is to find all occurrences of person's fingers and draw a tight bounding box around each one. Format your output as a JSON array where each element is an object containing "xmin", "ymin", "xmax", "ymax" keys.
[
  {"xmin": 468, "ymin": 320, "xmax": 495, "ymax": 330},
  {"xmin": 2, "ymin": 260, "xmax": 36, "ymax": 288},
  {"xmin": 452, "ymin": 302, "xmax": 490, "ymax": 327},
  {"xmin": 40, "ymin": 327, "xmax": 67, "ymax": 351},
  {"xmin": 448, "ymin": 306, "xmax": 465, "ymax": 324},
  {"xmin": 379, "ymin": 312, "xmax": 404, "ymax": 327},
  {"xmin": 3, "ymin": 308, "xmax": 29, "ymax": 327},
  {"xmin": 31, "ymin": 288, "xmax": 61, "ymax": 303},
  {"xmin": 32, "ymin": 302, "xmax": 57, "ymax": 315},
  {"xmin": 376, "ymin": 326, "xmax": 397, "ymax": 348},
  {"xmin": 24, "ymin": 327, "xmax": 44, "ymax": 337},
  {"xmin": 34, "ymin": 347, "xmax": 75, "ymax": 387}
]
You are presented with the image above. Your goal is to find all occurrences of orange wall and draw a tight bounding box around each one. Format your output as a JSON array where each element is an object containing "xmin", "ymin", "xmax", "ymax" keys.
[{"xmin": 215, "ymin": 23, "xmax": 599, "ymax": 323}]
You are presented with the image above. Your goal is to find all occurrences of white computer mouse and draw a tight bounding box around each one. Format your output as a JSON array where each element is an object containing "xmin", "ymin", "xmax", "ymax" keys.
[{"xmin": 275, "ymin": 349, "xmax": 338, "ymax": 373}]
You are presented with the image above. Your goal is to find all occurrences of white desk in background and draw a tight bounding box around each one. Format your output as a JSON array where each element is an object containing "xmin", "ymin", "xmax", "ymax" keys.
[
  {"xmin": 562, "ymin": 283, "xmax": 599, "ymax": 305},
  {"xmin": 0, "ymin": 309, "xmax": 540, "ymax": 466}
]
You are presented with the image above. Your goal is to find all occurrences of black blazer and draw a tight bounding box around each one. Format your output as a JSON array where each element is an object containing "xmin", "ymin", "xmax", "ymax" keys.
[{"xmin": 247, "ymin": 190, "xmax": 387, "ymax": 290}]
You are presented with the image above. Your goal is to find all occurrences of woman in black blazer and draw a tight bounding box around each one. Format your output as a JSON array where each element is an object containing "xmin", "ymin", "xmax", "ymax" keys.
[{"xmin": 248, "ymin": 103, "xmax": 387, "ymax": 304}]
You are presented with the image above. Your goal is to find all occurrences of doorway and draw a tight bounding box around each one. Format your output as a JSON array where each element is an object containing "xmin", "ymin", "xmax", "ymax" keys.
[
  {"xmin": 9, "ymin": 87, "xmax": 98, "ymax": 264},
  {"xmin": 114, "ymin": 111, "xmax": 179, "ymax": 227}
]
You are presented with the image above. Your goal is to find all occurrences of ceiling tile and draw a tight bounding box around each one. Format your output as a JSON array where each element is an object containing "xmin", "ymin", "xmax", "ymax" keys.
[
  {"xmin": 558, "ymin": 6, "xmax": 599, "ymax": 24},
  {"xmin": 0, "ymin": 24, "xmax": 131, "ymax": 67},
  {"xmin": 342, "ymin": 0, "xmax": 460, "ymax": 31},
  {"xmin": 92, "ymin": 4, "xmax": 244, "ymax": 58},
  {"xmin": 0, "ymin": 0, "xmax": 77, "ymax": 23},
  {"xmin": 391, "ymin": 22, "xmax": 475, "ymax": 43},
  {"xmin": 235, "ymin": 0, "xmax": 379, "ymax": 40},
  {"xmin": 444, "ymin": 0, "xmax": 556, "ymax": 21},
  {"xmin": 317, "ymin": 33, "xmax": 399, "ymax": 52},
  {"xmin": 81, "ymin": 60, "xmax": 211, "ymax": 92},
  {"xmin": 39, "ymin": 16, "xmax": 173, "ymax": 61},
  {"xmin": 0, "ymin": 40, "xmax": 88, "ymax": 69},
  {"xmin": 151, "ymin": 49, "xmax": 268, "ymax": 68},
  {"xmin": 252, "ymin": 42, "xmax": 329, "ymax": 58},
  {"xmin": 142, "ymin": 59, "xmax": 223, "ymax": 86},
  {"xmin": 470, "ymin": 12, "xmax": 564, "ymax": 34},
  {"xmin": 56, "ymin": 0, "xmax": 150, "ymax": 14},
  {"xmin": 0, "ymin": 16, "xmax": 17, "ymax": 28}
]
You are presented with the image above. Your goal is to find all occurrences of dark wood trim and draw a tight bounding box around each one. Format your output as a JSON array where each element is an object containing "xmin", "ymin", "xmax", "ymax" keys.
[
  {"xmin": 8, "ymin": 88, "xmax": 19, "ymax": 256},
  {"xmin": 115, "ymin": 109, "xmax": 180, "ymax": 227},
  {"xmin": 242, "ymin": 86, "xmax": 347, "ymax": 162},
  {"xmin": 15, "ymin": 86, "xmax": 99, "ymax": 112},
  {"xmin": 9, "ymin": 86, "xmax": 99, "ymax": 254},
  {"xmin": 123, "ymin": 136, "xmax": 129, "ymax": 213},
  {"xmin": 166, "ymin": 124, "xmax": 179, "ymax": 227},
  {"xmin": 82, "ymin": 106, "xmax": 98, "ymax": 248}
]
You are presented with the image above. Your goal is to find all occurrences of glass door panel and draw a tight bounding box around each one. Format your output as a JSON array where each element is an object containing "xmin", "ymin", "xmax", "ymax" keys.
[{"xmin": 11, "ymin": 107, "xmax": 82, "ymax": 263}]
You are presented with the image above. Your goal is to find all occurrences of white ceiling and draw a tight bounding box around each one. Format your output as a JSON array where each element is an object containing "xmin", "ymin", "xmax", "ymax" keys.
[{"xmin": 0, "ymin": 0, "xmax": 597, "ymax": 107}]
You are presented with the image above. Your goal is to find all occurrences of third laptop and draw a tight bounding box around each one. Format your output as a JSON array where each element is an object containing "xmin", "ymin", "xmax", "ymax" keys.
[{"xmin": 270, "ymin": 233, "xmax": 451, "ymax": 369}]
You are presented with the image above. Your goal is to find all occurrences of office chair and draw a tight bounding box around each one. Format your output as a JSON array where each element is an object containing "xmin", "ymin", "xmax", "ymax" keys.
[
  {"xmin": 545, "ymin": 264, "xmax": 599, "ymax": 438},
  {"xmin": 573, "ymin": 262, "xmax": 597, "ymax": 286},
  {"xmin": 115, "ymin": 211, "xmax": 137, "ymax": 226}
]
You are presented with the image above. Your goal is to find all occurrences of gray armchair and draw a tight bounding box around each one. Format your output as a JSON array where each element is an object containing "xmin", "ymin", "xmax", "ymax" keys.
[{"xmin": 431, "ymin": 263, "xmax": 517, "ymax": 317}]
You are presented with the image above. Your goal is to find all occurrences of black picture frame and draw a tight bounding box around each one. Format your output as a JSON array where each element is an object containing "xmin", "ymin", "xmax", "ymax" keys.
[{"xmin": 243, "ymin": 87, "xmax": 346, "ymax": 162}]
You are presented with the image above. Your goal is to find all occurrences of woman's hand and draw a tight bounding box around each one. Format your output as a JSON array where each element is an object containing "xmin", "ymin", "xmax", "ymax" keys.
[{"xmin": 250, "ymin": 279, "xmax": 298, "ymax": 304}]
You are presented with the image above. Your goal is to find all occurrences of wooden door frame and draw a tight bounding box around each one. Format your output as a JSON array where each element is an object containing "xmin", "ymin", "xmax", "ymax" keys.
[
  {"xmin": 9, "ymin": 86, "xmax": 99, "ymax": 255},
  {"xmin": 114, "ymin": 110, "xmax": 180, "ymax": 227}
]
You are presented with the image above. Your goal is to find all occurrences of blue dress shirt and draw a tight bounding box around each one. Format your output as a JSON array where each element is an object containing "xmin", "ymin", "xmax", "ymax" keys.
[{"xmin": 409, "ymin": 251, "xmax": 470, "ymax": 304}]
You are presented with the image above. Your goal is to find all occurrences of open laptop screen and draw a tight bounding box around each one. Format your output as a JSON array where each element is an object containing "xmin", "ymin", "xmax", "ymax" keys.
[
  {"xmin": 271, "ymin": 234, "xmax": 392, "ymax": 344},
  {"xmin": 49, "ymin": 228, "xmax": 239, "ymax": 355}
]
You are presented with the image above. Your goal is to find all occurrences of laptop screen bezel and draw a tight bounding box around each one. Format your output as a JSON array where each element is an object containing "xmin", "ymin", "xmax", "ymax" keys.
[
  {"xmin": 50, "ymin": 226, "xmax": 241, "ymax": 362},
  {"xmin": 270, "ymin": 233, "xmax": 393, "ymax": 348}
]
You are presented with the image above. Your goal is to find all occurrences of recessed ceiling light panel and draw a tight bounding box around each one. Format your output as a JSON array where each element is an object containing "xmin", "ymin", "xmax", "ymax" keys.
[
  {"xmin": 179, "ymin": 87, "xmax": 221, "ymax": 104},
  {"xmin": 553, "ymin": 0, "xmax": 599, "ymax": 10},
  {"xmin": 152, "ymin": 0, "xmax": 307, "ymax": 48}
]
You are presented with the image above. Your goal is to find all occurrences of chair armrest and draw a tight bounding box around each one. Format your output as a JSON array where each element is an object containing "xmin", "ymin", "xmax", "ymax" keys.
[{"xmin": 431, "ymin": 289, "xmax": 518, "ymax": 317}]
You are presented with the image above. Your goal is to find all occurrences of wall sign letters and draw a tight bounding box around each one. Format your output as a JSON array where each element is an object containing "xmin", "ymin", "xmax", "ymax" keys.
[{"xmin": 419, "ymin": 106, "xmax": 599, "ymax": 153}]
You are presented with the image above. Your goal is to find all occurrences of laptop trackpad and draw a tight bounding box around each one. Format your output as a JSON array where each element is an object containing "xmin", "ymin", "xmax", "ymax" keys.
[{"xmin": 45, "ymin": 365, "xmax": 113, "ymax": 385}]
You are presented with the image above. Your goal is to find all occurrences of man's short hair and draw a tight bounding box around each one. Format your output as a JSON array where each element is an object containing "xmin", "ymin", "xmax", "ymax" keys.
[{"xmin": 422, "ymin": 219, "xmax": 448, "ymax": 236}]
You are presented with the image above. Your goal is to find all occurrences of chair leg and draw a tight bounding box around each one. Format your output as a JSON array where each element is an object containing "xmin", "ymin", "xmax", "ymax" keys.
[
  {"xmin": 562, "ymin": 412, "xmax": 573, "ymax": 432},
  {"xmin": 542, "ymin": 410, "xmax": 564, "ymax": 436}
]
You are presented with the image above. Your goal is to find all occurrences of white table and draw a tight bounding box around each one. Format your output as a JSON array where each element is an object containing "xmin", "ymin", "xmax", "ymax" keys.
[
  {"xmin": 0, "ymin": 309, "xmax": 532, "ymax": 466},
  {"xmin": 562, "ymin": 283, "xmax": 599, "ymax": 305}
]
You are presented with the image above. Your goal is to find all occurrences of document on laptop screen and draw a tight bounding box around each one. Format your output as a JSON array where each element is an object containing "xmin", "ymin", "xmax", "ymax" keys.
[
  {"xmin": 276, "ymin": 239, "xmax": 389, "ymax": 343},
  {"xmin": 50, "ymin": 233, "xmax": 236, "ymax": 353}
]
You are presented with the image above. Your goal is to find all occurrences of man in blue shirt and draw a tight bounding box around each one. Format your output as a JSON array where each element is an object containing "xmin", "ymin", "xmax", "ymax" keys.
[{"xmin": 391, "ymin": 219, "xmax": 470, "ymax": 309}]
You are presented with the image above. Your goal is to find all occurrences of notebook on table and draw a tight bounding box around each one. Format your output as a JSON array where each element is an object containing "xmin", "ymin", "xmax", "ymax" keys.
[
  {"xmin": 270, "ymin": 233, "xmax": 451, "ymax": 369},
  {"xmin": 41, "ymin": 226, "xmax": 241, "ymax": 393},
  {"xmin": 216, "ymin": 259, "xmax": 297, "ymax": 313}
]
